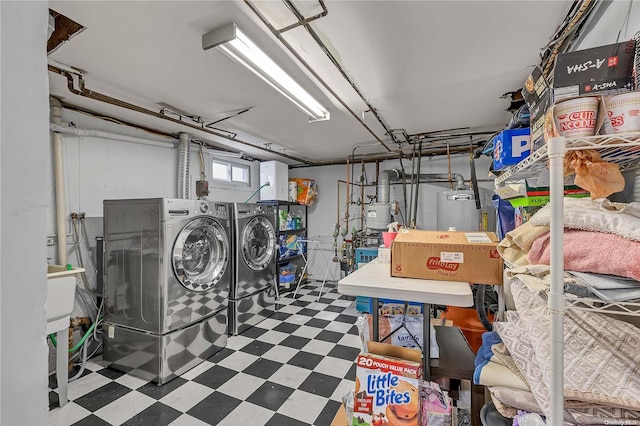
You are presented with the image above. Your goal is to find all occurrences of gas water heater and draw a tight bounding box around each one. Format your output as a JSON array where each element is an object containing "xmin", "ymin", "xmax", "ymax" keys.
[{"xmin": 436, "ymin": 190, "xmax": 495, "ymax": 232}]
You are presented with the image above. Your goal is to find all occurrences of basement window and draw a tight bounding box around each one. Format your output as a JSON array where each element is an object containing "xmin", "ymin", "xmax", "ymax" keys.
[{"xmin": 211, "ymin": 160, "xmax": 250, "ymax": 185}]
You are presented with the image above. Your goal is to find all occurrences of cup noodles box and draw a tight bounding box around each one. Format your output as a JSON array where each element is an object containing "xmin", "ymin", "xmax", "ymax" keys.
[
  {"xmin": 390, "ymin": 229, "xmax": 503, "ymax": 285},
  {"xmin": 353, "ymin": 346, "xmax": 422, "ymax": 426},
  {"xmin": 553, "ymin": 40, "xmax": 637, "ymax": 102}
]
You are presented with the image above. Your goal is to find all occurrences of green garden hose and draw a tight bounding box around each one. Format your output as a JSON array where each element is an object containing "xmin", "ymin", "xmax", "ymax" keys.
[{"xmin": 50, "ymin": 319, "xmax": 99, "ymax": 353}]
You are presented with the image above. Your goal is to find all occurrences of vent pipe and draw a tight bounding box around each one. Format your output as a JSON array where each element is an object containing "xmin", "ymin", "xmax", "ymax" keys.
[
  {"xmin": 377, "ymin": 170, "xmax": 391, "ymax": 204},
  {"xmin": 178, "ymin": 132, "xmax": 191, "ymax": 199}
]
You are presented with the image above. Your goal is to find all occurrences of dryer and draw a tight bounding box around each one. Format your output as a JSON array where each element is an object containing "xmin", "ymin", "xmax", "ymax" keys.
[
  {"xmin": 229, "ymin": 202, "xmax": 277, "ymax": 335},
  {"xmin": 102, "ymin": 198, "xmax": 231, "ymax": 384}
]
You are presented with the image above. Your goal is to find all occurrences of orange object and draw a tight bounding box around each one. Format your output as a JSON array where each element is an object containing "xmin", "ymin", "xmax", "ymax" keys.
[
  {"xmin": 290, "ymin": 178, "xmax": 318, "ymax": 206},
  {"xmin": 441, "ymin": 306, "xmax": 492, "ymax": 353}
]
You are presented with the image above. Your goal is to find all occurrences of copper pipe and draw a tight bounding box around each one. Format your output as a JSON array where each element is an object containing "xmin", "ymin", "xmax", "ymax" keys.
[
  {"xmin": 345, "ymin": 157, "xmax": 350, "ymax": 232},
  {"xmin": 336, "ymin": 180, "xmax": 341, "ymax": 231},
  {"xmin": 360, "ymin": 158, "xmax": 365, "ymax": 232},
  {"xmin": 244, "ymin": 0, "xmax": 392, "ymax": 152},
  {"xmin": 446, "ymin": 142, "xmax": 453, "ymax": 190},
  {"xmin": 48, "ymin": 65, "xmax": 315, "ymax": 165}
]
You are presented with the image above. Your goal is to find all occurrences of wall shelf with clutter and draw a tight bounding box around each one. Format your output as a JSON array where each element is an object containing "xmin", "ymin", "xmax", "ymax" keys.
[
  {"xmin": 259, "ymin": 200, "xmax": 309, "ymax": 292},
  {"xmin": 488, "ymin": 35, "xmax": 640, "ymax": 425}
]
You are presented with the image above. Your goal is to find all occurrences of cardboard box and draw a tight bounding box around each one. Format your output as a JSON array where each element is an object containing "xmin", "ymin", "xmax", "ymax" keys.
[
  {"xmin": 553, "ymin": 40, "xmax": 637, "ymax": 101},
  {"xmin": 492, "ymin": 128, "xmax": 531, "ymax": 170},
  {"xmin": 391, "ymin": 229, "xmax": 503, "ymax": 285},
  {"xmin": 522, "ymin": 66, "xmax": 552, "ymax": 151},
  {"xmin": 353, "ymin": 343, "xmax": 422, "ymax": 426}
]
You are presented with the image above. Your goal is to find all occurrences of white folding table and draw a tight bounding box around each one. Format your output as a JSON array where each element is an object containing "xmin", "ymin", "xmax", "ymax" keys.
[{"xmin": 337, "ymin": 261, "xmax": 473, "ymax": 377}]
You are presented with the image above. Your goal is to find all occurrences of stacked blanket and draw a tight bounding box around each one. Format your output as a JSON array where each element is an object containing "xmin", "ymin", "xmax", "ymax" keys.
[
  {"xmin": 475, "ymin": 198, "xmax": 640, "ymax": 424},
  {"xmin": 497, "ymin": 198, "xmax": 640, "ymax": 301}
]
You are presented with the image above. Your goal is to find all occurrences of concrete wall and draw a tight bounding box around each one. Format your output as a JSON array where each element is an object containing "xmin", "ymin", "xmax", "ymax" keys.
[{"xmin": 0, "ymin": 2, "xmax": 50, "ymax": 424}]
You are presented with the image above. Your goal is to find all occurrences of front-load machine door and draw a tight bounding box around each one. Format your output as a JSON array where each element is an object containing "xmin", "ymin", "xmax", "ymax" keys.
[
  {"xmin": 235, "ymin": 215, "xmax": 275, "ymax": 299},
  {"xmin": 168, "ymin": 216, "xmax": 230, "ymax": 331}
]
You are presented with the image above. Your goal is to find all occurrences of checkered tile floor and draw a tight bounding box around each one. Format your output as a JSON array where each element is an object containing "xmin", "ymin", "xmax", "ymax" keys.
[{"xmin": 48, "ymin": 283, "xmax": 359, "ymax": 426}]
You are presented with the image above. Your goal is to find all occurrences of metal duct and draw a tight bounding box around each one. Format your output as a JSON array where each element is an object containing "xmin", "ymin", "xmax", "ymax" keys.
[
  {"xmin": 178, "ymin": 132, "xmax": 191, "ymax": 199},
  {"xmin": 387, "ymin": 169, "xmax": 466, "ymax": 190},
  {"xmin": 378, "ymin": 170, "xmax": 391, "ymax": 204}
]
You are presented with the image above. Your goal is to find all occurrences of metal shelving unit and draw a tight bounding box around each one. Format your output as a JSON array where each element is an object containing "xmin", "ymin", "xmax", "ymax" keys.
[
  {"xmin": 266, "ymin": 201, "xmax": 309, "ymax": 293},
  {"xmin": 495, "ymin": 131, "xmax": 640, "ymax": 424}
]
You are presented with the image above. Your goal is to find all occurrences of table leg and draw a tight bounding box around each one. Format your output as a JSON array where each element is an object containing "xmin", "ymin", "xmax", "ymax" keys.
[
  {"xmin": 471, "ymin": 383, "xmax": 485, "ymax": 426},
  {"xmin": 372, "ymin": 297, "xmax": 379, "ymax": 342},
  {"xmin": 56, "ymin": 329, "xmax": 68, "ymax": 406},
  {"xmin": 423, "ymin": 303, "xmax": 431, "ymax": 380}
]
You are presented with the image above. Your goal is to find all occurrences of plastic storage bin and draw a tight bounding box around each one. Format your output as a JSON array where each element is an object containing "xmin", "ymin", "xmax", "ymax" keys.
[{"xmin": 442, "ymin": 306, "xmax": 493, "ymax": 353}]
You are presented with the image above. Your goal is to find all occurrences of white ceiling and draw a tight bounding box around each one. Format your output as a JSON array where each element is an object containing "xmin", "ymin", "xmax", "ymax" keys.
[{"xmin": 48, "ymin": 0, "xmax": 572, "ymax": 165}]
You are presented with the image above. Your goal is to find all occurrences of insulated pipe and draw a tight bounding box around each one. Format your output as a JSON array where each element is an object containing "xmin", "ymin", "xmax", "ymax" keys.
[
  {"xmin": 51, "ymin": 97, "xmax": 67, "ymax": 265},
  {"xmin": 178, "ymin": 133, "xmax": 191, "ymax": 199},
  {"xmin": 49, "ymin": 123, "xmax": 177, "ymax": 149}
]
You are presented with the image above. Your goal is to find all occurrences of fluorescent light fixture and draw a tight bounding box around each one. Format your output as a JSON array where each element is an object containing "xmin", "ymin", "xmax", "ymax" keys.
[{"xmin": 202, "ymin": 23, "xmax": 330, "ymax": 122}]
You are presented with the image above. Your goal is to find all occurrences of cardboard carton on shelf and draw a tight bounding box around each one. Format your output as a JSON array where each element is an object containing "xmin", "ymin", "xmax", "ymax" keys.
[
  {"xmin": 391, "ymin": 229, "xmax": 503, "ymax": 285},
  {"xmin": 492, "ymin": 128, "xmax": 531, "ymax": 171},
  {"xmin": 522, "ymin": 66, "xmax": 552, "ymax": 151},
  {"xmin": 553, "ymin": 40, "xmax": 637, "ymax": 102}
]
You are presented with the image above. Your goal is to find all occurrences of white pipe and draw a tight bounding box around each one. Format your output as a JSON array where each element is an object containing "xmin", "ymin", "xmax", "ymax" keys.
[
  {"xmin": 49, "ymin": 123, "xmax": 177, "ymax": 149},
  {"xmin": 51, "ymin": 97, "xmax": 67, "ymax": 265},
  {"xmin": 547, "ymin": 136, "xmax": 566, "ymax": 425}
]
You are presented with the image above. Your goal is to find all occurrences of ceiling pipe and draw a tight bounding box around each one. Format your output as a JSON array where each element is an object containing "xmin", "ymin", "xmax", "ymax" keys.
[
  {"xmin": 290, "ymin": 142, "xmax": 485, "ymax": 168},
  {"xmin": 49, "ymin": 123, "xmax": 177, "ymax": 149},
  {"xmin": 48, "ymin": 65, "xmax": 316, "ymax": 166},
  {"xmin": 50, "ymin": 96, "xmax": 67, "ymax": 266},
  {"xmin": 280, "ymin": 0, "xmax": 399, "ymax": 145},
  {"xmin": 243, "ymin": 0, "xmax": 392, "ymax": 152},
  {"xmin": 275, "ymin": 1, "xmax": 328, "ymax": 34}
]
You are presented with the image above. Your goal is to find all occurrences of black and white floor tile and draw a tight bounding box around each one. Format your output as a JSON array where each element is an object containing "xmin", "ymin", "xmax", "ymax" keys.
[{"xmin": 48, "ymin": 283, "xmax": 359, "ymax": 426}]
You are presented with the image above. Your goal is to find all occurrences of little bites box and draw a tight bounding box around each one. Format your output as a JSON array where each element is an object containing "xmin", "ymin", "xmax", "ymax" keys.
[
  {"xmin": 353, "ymin": 351, "xmax": 422, "ymax": 426},
  {"xmin": 391, "ymin": 229, "xmax": 503, "ymax": 285}
]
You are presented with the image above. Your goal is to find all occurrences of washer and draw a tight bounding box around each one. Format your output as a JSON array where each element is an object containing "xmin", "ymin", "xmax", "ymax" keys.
[
  {"xmin": 102, "ymin": 198, "xmax": 231, "ymax": 384},
  {"xmin": 228, "ymin": 202, "xmax": 277, "ymax": 335}
]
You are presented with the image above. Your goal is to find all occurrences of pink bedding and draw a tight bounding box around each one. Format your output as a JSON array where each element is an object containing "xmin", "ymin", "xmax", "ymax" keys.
[{"xmin": 528, "ymin": 229, "xmax": 640, "ymax": 281}]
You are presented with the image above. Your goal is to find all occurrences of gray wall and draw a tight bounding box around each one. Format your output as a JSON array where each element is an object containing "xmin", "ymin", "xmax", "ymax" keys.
[
  {"xmin": 47, "ymin": 108, "xmax": 262, "ymax": 296},
  {"xmin": 1, "ymin": 1, "xmax": 50, "ymax": 425}
]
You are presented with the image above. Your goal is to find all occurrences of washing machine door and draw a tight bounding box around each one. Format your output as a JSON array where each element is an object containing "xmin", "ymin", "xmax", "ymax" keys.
[
  {"xmin": 241, "ymin": 215, "xmax": 276, "ymax": 271},
  {"xmin": 173, "ymin": 217, "xmax": 229, "ymax": 292}
]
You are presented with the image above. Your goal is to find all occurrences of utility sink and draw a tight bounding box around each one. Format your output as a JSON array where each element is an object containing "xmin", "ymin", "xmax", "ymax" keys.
[
  {"xmin": 46, "ymin": 265, "xmax": 85, "ymax": 333},
  {"xmin": 46, "ymin": 264, "xmax": 84, "ymax": 407}
]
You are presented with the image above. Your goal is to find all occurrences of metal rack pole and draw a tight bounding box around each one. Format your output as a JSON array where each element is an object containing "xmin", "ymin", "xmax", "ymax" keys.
[{"xmin": 548, "ymin": 136, "xmax": 566, "ymax": 425}]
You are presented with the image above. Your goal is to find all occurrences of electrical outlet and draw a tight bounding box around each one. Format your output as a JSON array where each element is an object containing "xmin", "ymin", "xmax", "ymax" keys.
[{"xmin": 47, "ymin": 235, "xmax": 57, "ymax": 246}]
